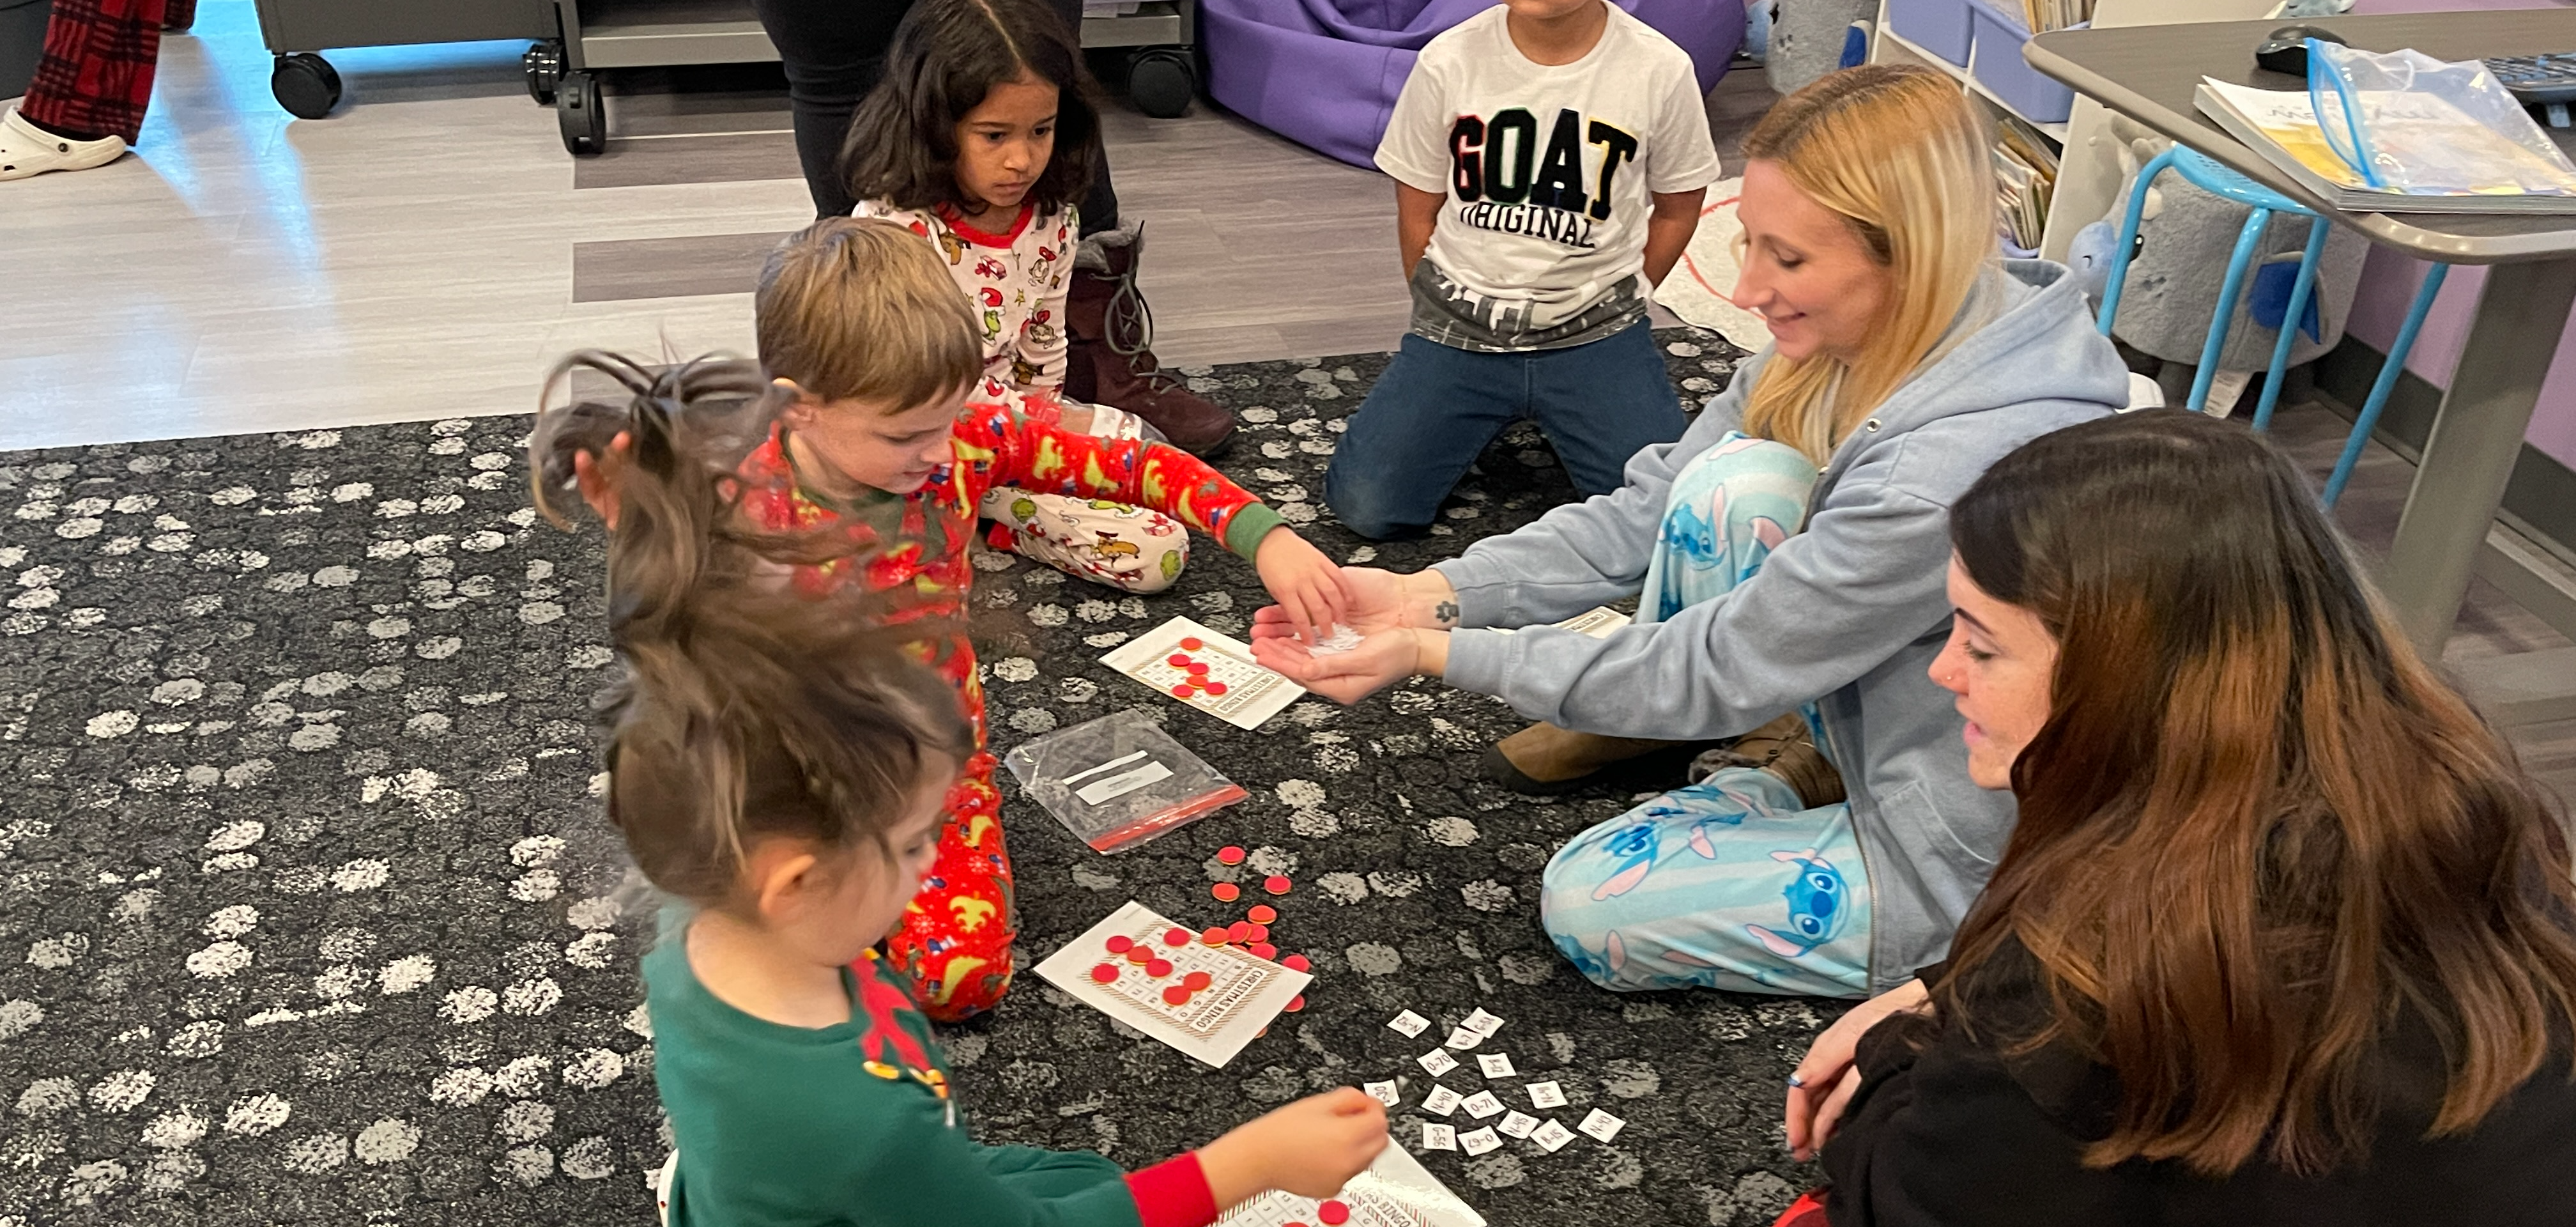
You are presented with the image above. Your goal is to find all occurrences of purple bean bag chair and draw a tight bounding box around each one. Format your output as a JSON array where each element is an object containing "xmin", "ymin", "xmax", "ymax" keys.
[{"xmin": 1202, "ymin": 0, "xmax": 1743, "ymax": 168}]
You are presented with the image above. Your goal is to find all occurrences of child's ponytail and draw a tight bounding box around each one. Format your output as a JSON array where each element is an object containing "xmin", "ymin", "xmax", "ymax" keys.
[{"xmin": 530, "ymin": 353, "xmax": 974, "ymax": 910}]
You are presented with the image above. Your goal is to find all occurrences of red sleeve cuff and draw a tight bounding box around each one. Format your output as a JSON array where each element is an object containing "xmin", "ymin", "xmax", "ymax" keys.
[{"xmin": 1126, "ymin": 1152, "xmax": 1218, "ymax": 1227}]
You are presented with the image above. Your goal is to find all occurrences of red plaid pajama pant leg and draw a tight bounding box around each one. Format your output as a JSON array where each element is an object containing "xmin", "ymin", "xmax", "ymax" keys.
[{"xmin": 21, "ymin": 0, "xmax": 170, "ymax": 146}]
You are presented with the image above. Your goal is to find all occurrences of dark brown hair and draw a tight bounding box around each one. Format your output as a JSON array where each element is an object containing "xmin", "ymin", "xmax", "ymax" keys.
[
  {"xmin": 1939, "ymin": 410, "xmax": 2576, "ymax": 1176},
  {"xmin": 528, "ymin": 353, "xmax": 974, "ymax": 909},
  {"xmin": 840, "ymin": 0, "xmax": 1100, "ymax": 217},
  {"xmin": 754, "ymin": 217, "xmax": 985, "ymax": 410}
]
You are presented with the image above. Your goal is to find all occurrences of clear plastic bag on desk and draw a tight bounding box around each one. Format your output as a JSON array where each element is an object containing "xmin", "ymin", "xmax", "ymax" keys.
[
  {"xmin": 1002, "ymin": 708, "xmax": 1248, "ymax": 853},
  {"xmin": 2308, "ymin": 40, "xmax": 2576, "ymax": 199}
]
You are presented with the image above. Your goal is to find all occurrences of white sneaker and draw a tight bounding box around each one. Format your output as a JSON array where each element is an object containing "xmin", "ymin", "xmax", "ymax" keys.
[{"xmin": 1, "ymin": 108, "xmax": 128, "ymax": 181}]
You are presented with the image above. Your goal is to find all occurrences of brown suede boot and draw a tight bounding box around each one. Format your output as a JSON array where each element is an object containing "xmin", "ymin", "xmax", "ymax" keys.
[
  {"xmin": 1482, "ymin": 722, "xmax": 1696, "ymax": 796},
  {"xmin": 1689, "ymin": 713, "xmax": 1847, "ymax": 809},
  {"xmin": 1064, "ymin": 221, "xmax": 1237, "ymax": 455}
]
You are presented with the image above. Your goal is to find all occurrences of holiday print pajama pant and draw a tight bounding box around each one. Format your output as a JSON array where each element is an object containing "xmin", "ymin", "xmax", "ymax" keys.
[
  {"xmin": 977, "ymin": 394, "xmax": 1190, "ymax": 593},
  {"xmin": 22, "ymin": 0, "xmax": 195, "ymax": 145},
  {"xmin": 1539, "ymin": 433, "xmax": 1875, "ymax": 999},
  {"xmin": 884, "ymin": 747, "xmax": 1015, "ymax": 1022}
]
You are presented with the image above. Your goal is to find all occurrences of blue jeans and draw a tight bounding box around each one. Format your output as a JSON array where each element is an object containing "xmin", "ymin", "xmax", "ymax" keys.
[{"xmin": 1324, "ymin": 320, "xmax": 1688, "ymax": 539}]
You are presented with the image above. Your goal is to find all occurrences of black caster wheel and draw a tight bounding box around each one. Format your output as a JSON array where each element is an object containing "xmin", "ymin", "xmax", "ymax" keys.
[
  {"xmin": 524, "ymin": 40, "xmax": 564, "ymax": 106},
  {"xmin": 558, "ymin": 70, "xmax": 605, "ymax": 155},
  {"xmin": 1128, "ymin": 47, "xmax": 1195, "ymax": 119},
  {"xmin": 270, "ymin": 52, "xmax": 342, "ymax": 120}
]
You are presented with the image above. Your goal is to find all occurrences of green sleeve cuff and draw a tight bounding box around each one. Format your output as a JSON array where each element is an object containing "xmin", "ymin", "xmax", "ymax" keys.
[{"xmin": 1221, "ymin": 503, "xmax": 1287, "ymax": 563}]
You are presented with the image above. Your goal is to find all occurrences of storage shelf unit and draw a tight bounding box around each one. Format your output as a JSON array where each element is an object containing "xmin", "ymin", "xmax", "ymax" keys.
[
  {"xmin": 1876, "ymin": 22, "xmax": 2068, "ymax": 142},
  {"xmin": 558, "ymin": 0, "xmax": 1191, "ymax": 70},
  {"xmin": 1873, "ymin": 0, "xmax": 2278, "ymax": 258}
]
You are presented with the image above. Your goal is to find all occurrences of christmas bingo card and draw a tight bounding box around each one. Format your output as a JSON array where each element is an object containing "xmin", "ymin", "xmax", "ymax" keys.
[
  {"xmin": 1100, "ymin": 617, "xmax": 1304, "ymax": 730},
  {"xmin": 1217, "ymin": 1139, "xmax": 1486, "ymax": 1227},
  {"xmin": 1034, "ymin": 900, "xmax": 1310, "ymax": 1067}
]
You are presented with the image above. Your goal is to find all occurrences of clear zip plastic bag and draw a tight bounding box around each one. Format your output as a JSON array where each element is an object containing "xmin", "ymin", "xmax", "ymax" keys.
[
  {"xmin": 2308, "ymin": 40, "xmax": 2576, "ymax": 199},
  {"xmin": 1002, "ymin": 708, "xmax": 1248, "ymax": 853}
]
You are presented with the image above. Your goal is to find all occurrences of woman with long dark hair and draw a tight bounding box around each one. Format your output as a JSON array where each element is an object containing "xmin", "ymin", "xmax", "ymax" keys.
[{"xmin": 1780, "ymin": 411, "xmax": 2576, "ymax": 1224}]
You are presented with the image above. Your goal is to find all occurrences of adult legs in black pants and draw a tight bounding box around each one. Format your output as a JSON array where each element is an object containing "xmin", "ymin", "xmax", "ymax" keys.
[
  {"xmin": 751, "ymin": 0, "xmax": 1117, "ymax": 233},
  {"xmin": 749, "ymin": 0, "xmax": 909, "ymax": 220}
]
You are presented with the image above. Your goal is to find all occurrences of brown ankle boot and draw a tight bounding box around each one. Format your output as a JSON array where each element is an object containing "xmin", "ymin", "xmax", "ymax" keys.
[
  {"xmin": 1065, "ymin": 221, "xmax": 1237, "ymax": 456},
  {"xmin": 1690, "ymin": 713, "xmax": 1847, "ymax": 809},
  {"xmin": 1482, "ymin": 722, "xmax": 1694, "ymax": 796}
]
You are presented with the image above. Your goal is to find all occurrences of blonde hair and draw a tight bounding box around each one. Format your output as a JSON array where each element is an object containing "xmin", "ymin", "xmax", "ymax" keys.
[
  {"xmin": 755, "ymin": 216, "xmax": 985, "ymax": 411},
  {"xmin": 1740, "ymin": 66, "xmax": 1998, "ymax": 464}
]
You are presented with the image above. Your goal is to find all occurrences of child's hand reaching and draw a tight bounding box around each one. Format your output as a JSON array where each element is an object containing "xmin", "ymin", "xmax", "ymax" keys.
[
  {"xmin": 1253, "ymin": 528, "xmax": 1351, "ymax": 644},
  {"xmin": 571, "ymin": 429, "xmax": 632, "ymax": 530},
  {"xmin": 1197, "ymin": 1087, "xmax": 1389, "ymax": 1206}
]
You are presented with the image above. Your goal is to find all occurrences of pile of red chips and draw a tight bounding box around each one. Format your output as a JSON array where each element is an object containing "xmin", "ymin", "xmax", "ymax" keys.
[
  {"xmin": 1088, "ymin": 928, "xmax": 1219, "ymax": 1006},
  {"xmin": 1164, "ymin": 637, "xmax": 1231, "ymax": 700},
  {"xmin": 1207, "ymin": 845, "xmax": 1310, "ymax": 1013}
]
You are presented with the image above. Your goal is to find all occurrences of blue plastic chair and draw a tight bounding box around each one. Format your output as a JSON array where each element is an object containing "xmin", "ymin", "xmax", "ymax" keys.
[{"xmin": 2096, "ymin": 146, "xmax": 2450, "ymax": 506}]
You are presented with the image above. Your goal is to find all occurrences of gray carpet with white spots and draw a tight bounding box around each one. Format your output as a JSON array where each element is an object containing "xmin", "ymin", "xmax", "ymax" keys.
[{"xmin": 0, "ymin": 328, "xmax": 1843, "ymax": 1226}]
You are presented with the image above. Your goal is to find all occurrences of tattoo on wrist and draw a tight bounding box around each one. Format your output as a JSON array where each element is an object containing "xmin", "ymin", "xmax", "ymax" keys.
[{"xmin": 1432, "ymin": 600, "xmax": 1459, "ymax": 628}]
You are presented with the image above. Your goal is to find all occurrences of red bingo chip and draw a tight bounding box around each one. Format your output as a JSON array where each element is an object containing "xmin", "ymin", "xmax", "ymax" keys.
[
  {"xmin": 1200, "ymin": 926, "xmax": 1230, "ymax": 946},
  {"xmin": 1318, "ymin": 1200, "xmax": 1351, "ymax": 1225},
  {"xmin": 1179, "ymin": 637, "xmax": 1204, "ymax": 651},
  {"xmin": 1183, "ymin": 971, "xmax": 1213, "ymax": 990},
  {"xmin": 1162, "ymin": 985, "xmax": 1193, "ymax": 1006},
  {"xmin": 1186, "ymin": 661, "xmax": 1211, "ymax": 677},
  {"xmin": 1089, "ymin": 964, "xmax": 1121, "ymax": 984},
  {"xmin": 1162, "ymin": 927, "xmax": 1192, "ymax": 948},
  {"xmin": 1263, "ymin": 875, "xmax": 1292, "ymax": 896},
  {"xmin": 1245, "ymin": 923, "xmax": 1270, "ymax": 944},
  {"xmin": 1216, "ymin": 845, "xmax": 1246, "ymax": 865},
  {"xmin": 1227, "ymin": 921, "xmax": 1255, "ymax": 943},
  {"xmin": 1146, "ymin": 959, "xmax": 1174, "ymax": 978},
  {"xmin": 1246, "ymin": 904, "xmax": 1276, "ymax": 924},
  {"xmin": 1249, "ymin": 942, "xmax": 1278, "ymax": 961},
  {"xmin": 1211, "ymin": 882, "xmax": 1241, "ymax": 902},
  {"xmin": 1170, "ymin": 684, "xmax": 1196, "ymax": 698},
  {"xmin": 1165, "ymin": 654, "xmax": 1191, "ymax": 667},
  {"xmin": 1205, "ymin": 681, "xmax": 1230, "ymax": 696},
  {"xmin": 1282, "ymin": 953, "xmax": 1312, "ymax": 973},
  {"xmin": 1284, "ymin": 994, "xmax": 1307, "ymax": 1014},
  {"xmin": 1126, "ymin": 946, "xmax": 1154, "ymax": 966},
  {"xmin": 1105, "ymin": 934, "xmax": 1134, "ymax": 955}
]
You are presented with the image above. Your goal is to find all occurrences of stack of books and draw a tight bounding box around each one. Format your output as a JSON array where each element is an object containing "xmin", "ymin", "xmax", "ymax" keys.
[
  {"xmin": 2014, "ymin": 0, "xmax": 2094, "ymax": 36},
  {"xmin": 1994, "ymin": 112, "xmax": 2060, "ymax": 252}
]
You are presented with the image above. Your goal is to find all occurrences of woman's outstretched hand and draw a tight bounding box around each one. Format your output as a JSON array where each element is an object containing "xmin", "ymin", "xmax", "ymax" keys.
[
  {"xmin": 1250, "ymin": 565, "xmax": 1459, "ymax": 642},
  {"xmin": 1250, "ymin": 625, "xmax": 1429, "ymax": 706}
]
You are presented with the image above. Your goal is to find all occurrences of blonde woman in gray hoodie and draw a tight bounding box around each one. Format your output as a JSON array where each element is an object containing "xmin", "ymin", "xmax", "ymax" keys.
[{"xmin": 1255, "ymin": 66, "xmax": 2129, "ymax": 1001}]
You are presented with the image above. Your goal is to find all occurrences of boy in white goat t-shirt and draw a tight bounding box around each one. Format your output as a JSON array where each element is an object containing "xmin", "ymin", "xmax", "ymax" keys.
[{"xmin": 1325, "ymin": 0, "xmax": 1722, "ymax": 539}]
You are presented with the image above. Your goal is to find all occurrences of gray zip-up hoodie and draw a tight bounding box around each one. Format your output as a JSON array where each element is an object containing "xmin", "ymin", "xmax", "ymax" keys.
[{"xmin": 1432, "ymin": 261, "xmax": 2127, "ymax": 994}]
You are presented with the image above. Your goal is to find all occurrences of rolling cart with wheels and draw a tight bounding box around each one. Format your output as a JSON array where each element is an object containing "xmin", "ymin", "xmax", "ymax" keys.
[
  {"xmin": 251, "ymin": 0, "xmax": 557, "ymax": 118},
  {"xmin": 544, "ymin": 0, "xmax": 1197, "ymax": 154}
]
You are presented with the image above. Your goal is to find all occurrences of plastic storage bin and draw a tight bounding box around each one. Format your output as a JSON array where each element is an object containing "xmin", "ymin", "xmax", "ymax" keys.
[
  {"xmin": 1885, "ymin": 0, "xmax": 1972, "ymax": 65},
  {"xmin": 1966, "ymin": 0, "xmax": 2074, "ymax": 123}
]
